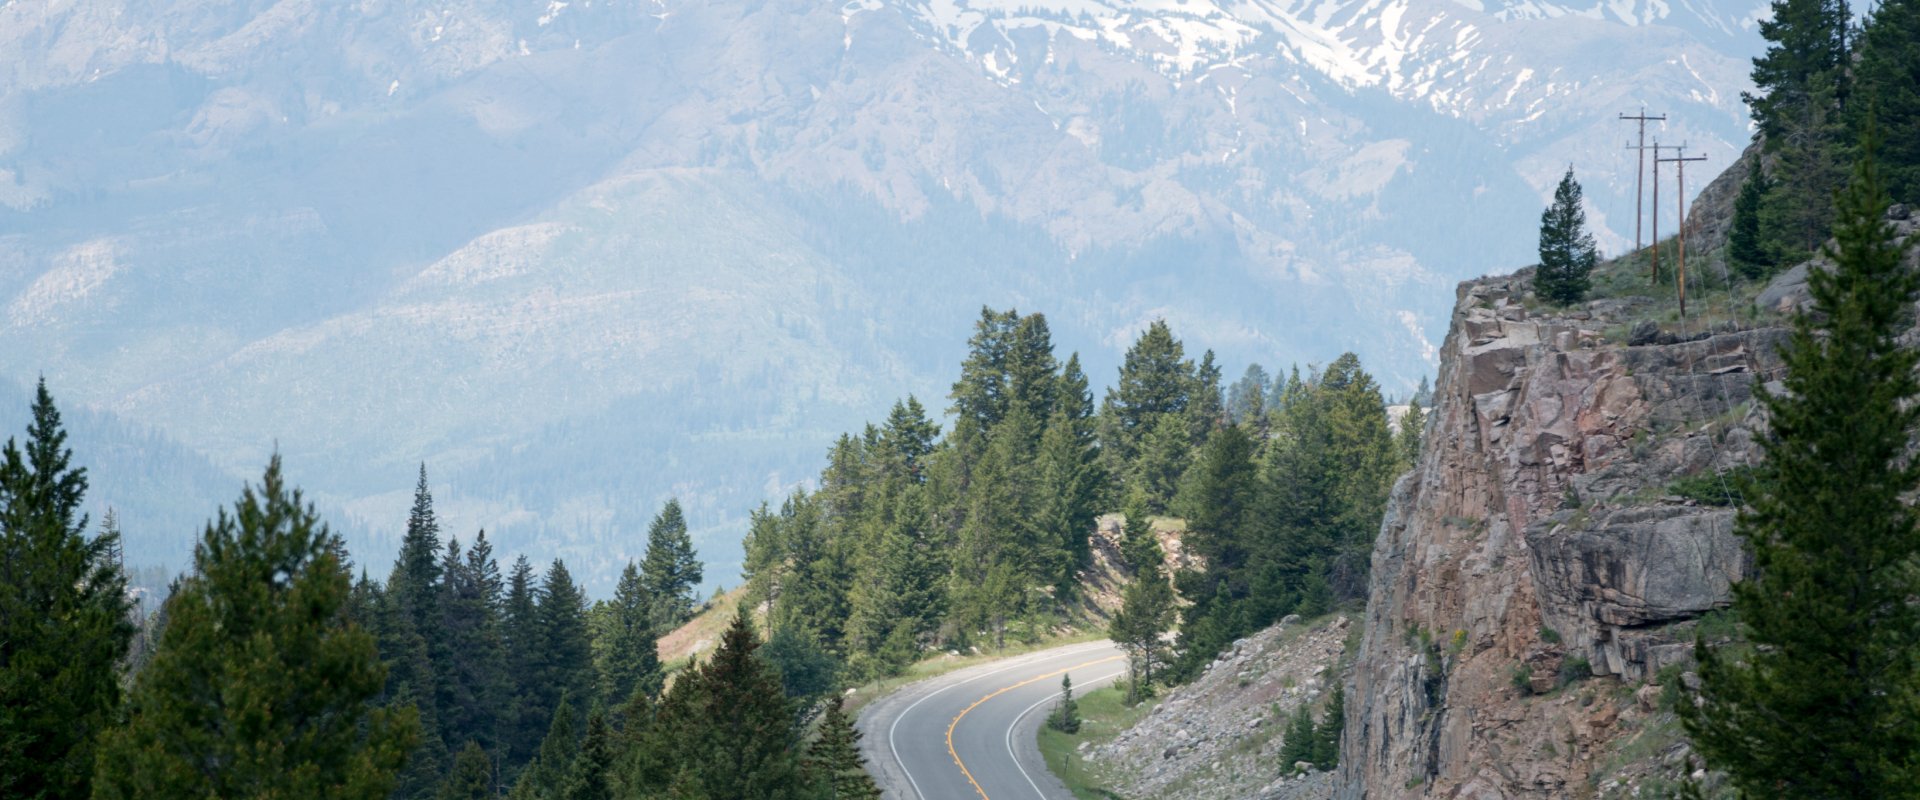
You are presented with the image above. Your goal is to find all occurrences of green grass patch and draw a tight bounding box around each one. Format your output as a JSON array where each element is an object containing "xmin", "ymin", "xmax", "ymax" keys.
[
  {"xmin": 1038, "ymin": 685, "xmax": 1157, "ymax": 799},
  {"xmin": 1667, "ymin": 465, "xmax": 1756, "ymax": 507}
]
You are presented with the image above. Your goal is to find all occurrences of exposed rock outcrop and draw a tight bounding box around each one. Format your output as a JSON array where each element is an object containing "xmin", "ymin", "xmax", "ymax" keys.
[
  {"xmin": 1338, "ymin": 205, "xmax": 1920, "ymax": 798},
  {"xmin": 1335, "ymin": 275, "xmax": 1778, "ymax": 798}
]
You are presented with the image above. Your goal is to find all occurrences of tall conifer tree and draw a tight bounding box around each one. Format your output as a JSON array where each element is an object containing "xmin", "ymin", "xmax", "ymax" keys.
[
  {"xmin": 1099, "ymin": 321, "xmax": 1193, "ymax": 489},
  {"xmin": 94, "ymin": 458, "xmax": 418, "ymax": 799},
  {"xmin": 638, "ymin": 500, "xmax": 703, "ymax": 630},
  {"xmin": 440, "ymin": 532, "xmax": 507, "ymax": 753},
  {"xmin": 502, "ymin": 555, "xmax": 548, "ymax": 770},
  {"xmin": 1731, "ymin": 157, "xmax": 1774, "ymax": 279},
  {"xmin": 645, "ymin": 613, "xmax": 809, "ymax": 800},
  {"xmin": 1535, "ymin": 168, "xmax": 1597, "ymax": 305},
  {"xmin": 1852, "ymin": 0, "xmax": 1920, "ymax": 204},
  {"xmin": 539, "ymin": 561, "xmax": 595, "ymax": 717},
  {"xmin": 0, "ymin": 381, "xmax": 133, "ymax": 800},
  {"xmin": 562, "ymin": 706, "xmax": 614, "ymax": 800},
  {"xmin": 805, "ymin": 698, "xmax": 882, "ymax": 799},
  {"xmin": 392, "ymin": 464, "xmax": 444, "ymax": 640},
  {"xmin": 599, "ymin": 561, "xmax": 663, "ymax": 705},
  {"xmin": 1683, "ymin": 131, "xmax": 1920, "ymax": 799}
]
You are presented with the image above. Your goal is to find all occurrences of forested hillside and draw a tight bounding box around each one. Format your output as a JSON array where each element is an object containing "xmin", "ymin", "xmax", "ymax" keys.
[{"xmin": 740, "ymin": 308, "xmax": 1416, "ymax": 698}]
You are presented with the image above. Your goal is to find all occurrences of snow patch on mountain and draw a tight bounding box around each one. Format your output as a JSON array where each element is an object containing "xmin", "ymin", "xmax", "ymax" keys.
[{"xmin": 885, "ymin": 0, "xmax": 1765, "ymax": 130}]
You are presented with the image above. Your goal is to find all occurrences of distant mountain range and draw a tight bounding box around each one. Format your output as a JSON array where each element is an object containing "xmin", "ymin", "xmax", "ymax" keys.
[{"xmin": 0, "ymin": 0, "xmax": 1765, "ymax": 592}]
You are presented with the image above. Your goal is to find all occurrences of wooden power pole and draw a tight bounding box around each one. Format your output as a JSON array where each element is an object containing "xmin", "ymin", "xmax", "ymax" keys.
[
  {"xmin": 1626, "ymin": 140, "xmax": 1680, "ymax": 284},
  {"xmin": 1620, "ymin": 109, "xmax": 1667, "ymax": 256},
  {"xmin": 1657, "ymin": 148, "xmax": 1709, "ymax": 318}
]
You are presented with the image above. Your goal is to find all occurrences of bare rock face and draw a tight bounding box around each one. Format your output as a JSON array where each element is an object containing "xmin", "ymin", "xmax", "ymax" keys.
[{"xmin": 1335, "ymin": 274, "xmax": 1790, "ymax": 799}]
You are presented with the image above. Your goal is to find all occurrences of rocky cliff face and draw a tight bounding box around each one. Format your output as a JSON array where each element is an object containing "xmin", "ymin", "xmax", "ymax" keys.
[
  {"xmin": 1337, "ymin": 199, "xmax": 1920, "ymax": 798},
  {"xmin": 1335, "ymin": 274, "xmax": 1779, "ymax": 797}
]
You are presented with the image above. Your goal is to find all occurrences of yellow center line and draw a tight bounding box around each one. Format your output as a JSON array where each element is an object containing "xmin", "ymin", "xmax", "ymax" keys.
[{"xmin": 944, "ymin": 655, "xmax": 1124, "ymax": 800}]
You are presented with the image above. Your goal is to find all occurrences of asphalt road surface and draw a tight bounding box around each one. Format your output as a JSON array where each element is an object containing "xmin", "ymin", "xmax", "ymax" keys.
[{"xmin": 858, "ymin": 640, "xmax": 1127, "ymax": 800}]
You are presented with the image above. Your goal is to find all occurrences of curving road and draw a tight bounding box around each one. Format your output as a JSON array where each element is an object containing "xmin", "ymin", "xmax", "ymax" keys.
[{"xmin": 858, "ymin": 641, "xmax": 1127, "ymax": 800}]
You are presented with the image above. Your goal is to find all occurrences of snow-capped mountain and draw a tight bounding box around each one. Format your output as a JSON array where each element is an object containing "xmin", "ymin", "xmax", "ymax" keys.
[{"xmin": 0, "ymin": 0, "xmax": 1766, "ymax": 588}]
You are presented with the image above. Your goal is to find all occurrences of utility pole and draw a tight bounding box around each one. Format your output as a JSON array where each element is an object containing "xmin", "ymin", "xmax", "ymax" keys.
[
  {"xmin": 1627, "ymin": 140, "xmax": 1680, "ymax": 284},
  {"xmin": 1620, "ymin": 109, "xmax": 1667, "ymax": 256},
  {"xmin": 1658, "ymin": 148, "xmax": 1709, "ymax": 318}
]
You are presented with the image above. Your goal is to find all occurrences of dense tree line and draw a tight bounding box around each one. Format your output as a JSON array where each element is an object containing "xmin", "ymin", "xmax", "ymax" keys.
[
  {"xmin": 746, "ymin": 308, "xmax": 1410, "ymax": 699},
  {"xmin": 0, "ymin": 383, "xmax": 890, "ymax": 798},
  {"xmin": 1729, "ymin": 0, "xmax": 1920, "ymax": 279}
]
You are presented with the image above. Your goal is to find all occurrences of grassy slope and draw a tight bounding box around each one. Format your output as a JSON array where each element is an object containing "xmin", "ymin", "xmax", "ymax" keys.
[{"xmin": 1038, "ymin": 686, "xmax": 1158, "ymax": 799}]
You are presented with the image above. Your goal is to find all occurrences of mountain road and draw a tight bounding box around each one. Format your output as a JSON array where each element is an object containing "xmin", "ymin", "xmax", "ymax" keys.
[{"xmin": 857, "ymin": 641, "xmax": 1127, "ymax": 800}]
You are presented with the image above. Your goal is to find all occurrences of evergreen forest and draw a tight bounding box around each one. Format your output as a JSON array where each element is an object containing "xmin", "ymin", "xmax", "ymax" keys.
[{"xmin": 0, "ymin": 303, "xmax": 1415, "ymax": 797}]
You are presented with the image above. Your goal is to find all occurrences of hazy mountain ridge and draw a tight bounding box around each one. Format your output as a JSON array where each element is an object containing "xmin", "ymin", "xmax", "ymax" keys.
[{"xmin": 0, "ymin": 0, "xmax": 1764, "ymax": 590}]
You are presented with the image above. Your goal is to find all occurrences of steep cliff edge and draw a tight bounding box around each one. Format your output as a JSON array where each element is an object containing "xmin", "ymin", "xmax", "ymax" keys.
[{"xmin": 1338, "ymin": 195, "xmax": 1920, "ymax": 797}]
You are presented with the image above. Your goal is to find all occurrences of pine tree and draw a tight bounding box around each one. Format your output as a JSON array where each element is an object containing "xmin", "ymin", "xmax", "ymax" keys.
[
  {"xmin": 440, "ymin": 531, "xmax": 507, "ymax": 753},
  {"xmin": 950, "ymin": 307, "xmax": 1020, "ymax": 431},
  {"xmin": 502, "ymin": 555, "xmax": 548, "ymax": 771},
  {"xmin": 758, "ymin": 620, "xmax": 841, "ymax": 723},
  {"xmin": 517, "ymin": 694, "xmax": 579, "ymax": 800},
  {"xmin": 0, "ymin": 380, "xmax": 134, "ymax": 800},
  {"xmin": 1099, "ymin": 321, "xmax": 1193, "ymax": 489},
  {"xmin": 1534, "ymin": 168, "xmax": 1597, "ymax": 305},
  {"xmin": 1006, "ymin": 312, "xmax": 1061, "ymax": 433},
  {"xmin": 1746, "ymin": 0, "xmax": 1851, "ymax": 140},
  {"xmin": 392, "ymin": 464, "xmax": 444, "ymax": 643},
  {"xmin": 1278, "ymin": 709, "xmax": 1318, "ymax": 773},
  {"xmin": 805, "ymin": 698, "xmax": 882, "ymax": 800},
  {"xmin": 1109, "ymin": 527, "xmax": 1175, "ymax": 704},
  {"xmin": 1032, "ymin": 408, "xmax": 1103, "ymax": 593},
  {"xmin": 1397, "ymin": 401, "xmax": 1426, "ymax": 469},
  {"xmin": 1133, "ymin": 412, "xmax": 1194, "ymax": 512},
  {"xmin": 1312, "ymin": 687, "xmax": 1344, "ymax": 771},
  {"xmin": 1046, "ymin": 674, "xmax": 1081, "ymax": 733},
  {"xmin": 639, "ymin": 499, "xmax": 703, "ymax": 630},
  {"xmin": 1682, "ymin": 132, "xmax": 1920, "ymax": 799},
  {"xmin": 844, "ymin": 486, "xmax": 943, "ymax": 679},
  {"xmin": 1226, "ymin": 364, "xmax": 1271, "ymax": 426},
  {"xmin": 1118, "ymin": 492, "xmax": 1158, "ymax": 573},
  {"xmin": 877, "ymin": 396, "xmax": 940, "ymax": 483},
  {"xmin": 645, "ymin": 612, "xmax": 810, "ymax": 799},
  {"xmin": 1167, "ymin": 424, "xmax": 1262, "ymax": 680},
  {"xmin": 562, "ymin": 707, "xmax": 614, "ymax": 800},
  {"xmin": 1761, "ymin": 74, "xmax": 1850, "ymax": 262},
  {"xmin": 1852, "ymin": 0, "xmax": 1920, "ymax": 205},
  {"xmin": 376, "ymin": 576, "xmax": 451, "ymax": 800},
  {"xmin": 1186, "ymin": 349, "xmax": 1225, "ymax": 445},
  {"xmin": 948, "ymin": 429, "xmax": 1025, "ymax": 648},
  {"xmin": 539, "ymin": 561, "xmax": 596, "ymax": 718},
  {"xmin": 438, "ymin": 741, "xmax": 497, "ymax": 800},
  {"xmin": 599, "ymin": 562, "xmax": 663, "ymax": 706},
  {"xmin": 741, "ymin": 502, "xmax": 789, "ymax": 612},
  {"xmin": 1730, "ymin": 156, "xmax": 1775, "ymax": 279},
  {"xmin": 93, "ymin": 457, "xmax": 418, "ymax": 799},
  {"xmin": 1174, "ymin": 423, "xmax": 1260, "ymax": 586},
  {"xmin": 770, "ymin": 493, "xmax": 853, "ymax": 652}
]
